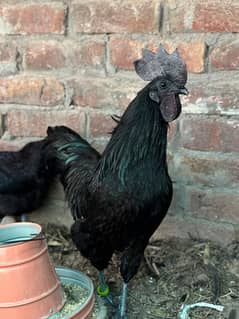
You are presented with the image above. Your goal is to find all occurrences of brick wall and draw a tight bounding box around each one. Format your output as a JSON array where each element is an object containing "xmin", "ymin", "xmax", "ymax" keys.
[{"xmin": 0, "ymin": 0, "xmax": 238, "ymax": 244}]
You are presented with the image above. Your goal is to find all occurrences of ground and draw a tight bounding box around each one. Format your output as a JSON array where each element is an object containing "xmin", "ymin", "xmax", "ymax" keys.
[{"xmin": 44, "ymin": 223, "xmax": 239, "ymax": 319}]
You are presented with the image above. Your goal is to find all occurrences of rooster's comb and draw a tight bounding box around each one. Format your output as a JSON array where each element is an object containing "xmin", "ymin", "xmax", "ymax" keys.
[{"xmin": 134, "ymin": 44, "xmax": 187, "ymax": 86}]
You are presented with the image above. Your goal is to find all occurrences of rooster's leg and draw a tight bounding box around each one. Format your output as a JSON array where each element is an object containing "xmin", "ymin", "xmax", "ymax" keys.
[
  {"xmin": 97, "ymin": 271, "xmax": 114, "ymax": 306},
  {"xmin": 115, "ymin": 281, "xmax": 128, "ymax": 319},
  {"xmin": 117, "ymin": 235, "xmax": 150, "ymax": 318}
]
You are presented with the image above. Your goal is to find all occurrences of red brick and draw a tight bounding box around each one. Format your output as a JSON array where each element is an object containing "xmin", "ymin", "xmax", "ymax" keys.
[
  {"xmin": 0, "ymin": 41, "xmax": 17, "ymax": 75},
  {"xmin": 0, "ymin": 4, "xmax": 66, "ymax": 35},
  {"xmin": 0, "ymin": 42, "xmax": 16, "ymax": 62},
  {"xmin": 183, "ymin": 73, "xmax": 239, "ymax": 113},
  {"xmin": 70, "ymin": 77, "xmax": 140, "ymax": 109},
  {"xmin": 167, "ymin": 1, "xmax": 239, "ymax": 33},
  {"xmin": 110, "ymin": 36, "xmax": 144, "ymax": 70},
  {"xmin": 69, "ymin": 40, "xmax": 105, "ymax": 68},
  {"xmin": 169, "ymin": 151, "xmax": 239, "ymax": 188},
  {"xmin": 41, "ymin": 78, "xmax": 65, "ymax": 106},
  {"xmin": 91, "ymin": 139, "xmax": 108, "ymax": 154},
  {"xmin": 25, "ymin": 41, "xmax": 66, "ymax": 70},
  {"xmin": 168, "ymin": 121, "xmax": 178, "ymax": 143},
  {"xmin": 166, "ymin": 1, "xmax": 187, "ymax": 33},
  {"xmin": 71, "ymin": 79, "xmax": 107, "ymax": 108},
  {"xmin": 210, "ymin": 39, "xmax": 239, "ymax": 70},
  {"xmin": 71, "ymin": 0, "xmax": 158, "ymax": 33},
  {"xmin": 0, "ymin": 76, "xmax": 64, "ymax": 106},
  {"xmin": 190, "ymin": 188, "xmax": 239, "ymax": 224},
  {"xmin": 165, "ymin": 40, "xmax": 205, "ymax": 73},
  {"xmin": 25, "ymin": 39, "xmax": 106, "ymax": 70},
  {"xmin": 0, "ymin": 140, "xmax": 25, "ymax": 151},
  {"xmin": 192, "ymin": 2, "xmax": 239, "ymax": 32},
  {"xmin": 180, "ymin": 117, "xmax": 239, "ymax": 153},
  {"xmin": 88, "ymin": 112, "xmax": 116, "ymax": 138},
  {"xmin": 152, "ymin": 214, "xmax": 236, "ymax": 245},
  {"xmin": 7, "ymin": 110, "xmax": 86, "ymax": 137}
]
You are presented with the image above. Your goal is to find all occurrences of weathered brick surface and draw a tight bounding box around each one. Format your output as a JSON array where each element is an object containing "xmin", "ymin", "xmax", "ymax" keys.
[
  {"xmin": 24, "ymin": 41, "xmax": 66, "ymax": 70},
  {"xmin": 91, "ymin": 138, "xmax": 108, "ymax": 154},
  {"xmin": 24, "ymin": 39, "xmax": 106, "ymax": 71},
  {"xmin": 152, "ymin": 215, "xmax": 236, "ymax": 245},
  {"xmin": 0, "ymin": 41, "xmax": 17, "ymax": 75},
  {"xmin": 210, "ymin": 39, "xmax": 239, "ymax": 71},
  {"xmin": 109, "ymin": 36, "xmax": 144, "ymax": 70},
  {"xmin": 169, "ymin": 151, "xmax": 239, "ymax": 188},
  {"xmin": 0, "ymin": 76, "xmax": 64, "ymax": 106},
  {"xmin": 71, "ymin": 78, "xmax": 111, "ymax": 108},
  {"xmin": 0, "ymin": 4, "xmax": 66, "ymax": 35},
  {"xmin": 69, "ymin": 77, "xmax": 141, "ymax": 109},
  {"xmin": 7, "ymin": 110, "xmax": 85, "ymax": 137},
  {"xmin": 0, "ymin": 42, "xmax": 16, "ymax": 62},
  {"xmin": 167, "ymin": 121, "xmax": 178, "ymax": 143},
  {"xmin": 166, "ymin": 1, "xmax": 187, "ymax": 33},
  {"xmin": 71, "ymin": 0, "xmax": 158, "ymax": 33},
  {"xmin": 88, "ymin": 112, "xmax": 116, "ymax": 138},
  {"xmin": 167, "ymin": 0, "xmax": 239, "ymax": 33},
  {"xmin": 0, "ymin": 139, "xmax": 25, "ymax": 151},
  {"xmin": 69, "ymin": 39, "xmax": 106, "ymax": 68},
  {"xmin": 192, "ymin": 2, "xmax": 239, "ymax": 32},
  {"xmin": 180, "ymin": 117, "xmax": 239, "ymax": 153},
  {"xmin": 183, "ymin": 72, "xmax": 239, "ymax": 114},
  {"xmin": 190, "ymin": 188, "xmax": 239, "ymax": 224}
]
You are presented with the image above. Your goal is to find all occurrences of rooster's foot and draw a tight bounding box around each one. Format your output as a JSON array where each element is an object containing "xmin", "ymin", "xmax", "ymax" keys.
[{"xmin": 114, "ymin": 311, "xmax": 127, "ymax": 319}]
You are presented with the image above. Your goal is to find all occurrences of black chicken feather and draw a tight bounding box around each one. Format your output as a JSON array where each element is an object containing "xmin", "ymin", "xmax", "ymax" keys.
[{"xmin": 0, "ymin": 139, "xmax": 55, "ymax": 217}]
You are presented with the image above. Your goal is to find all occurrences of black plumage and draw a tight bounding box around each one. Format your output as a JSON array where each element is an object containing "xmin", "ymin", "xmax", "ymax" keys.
[
  {"xmin": 0, "ymin": 139, "xmax": 54, "ymax": 218},
  {"xmin": 46, "ymin": 46, "xmax": 188, "ymax": 318}
]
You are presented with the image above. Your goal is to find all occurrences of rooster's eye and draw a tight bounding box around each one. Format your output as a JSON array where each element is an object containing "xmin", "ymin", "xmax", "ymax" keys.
[{"xmin": 160, "ymin": 82, "xmax": 167, "ymax": 88}]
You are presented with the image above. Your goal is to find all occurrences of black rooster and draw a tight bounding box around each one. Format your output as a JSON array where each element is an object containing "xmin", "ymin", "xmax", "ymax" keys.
[
  {"xmin": 0, "ymin": 139, "xmax": 54, "ymax": 222},
  {"xmin": 46, "ymin": 45, "xmax": 188, "ymax": 318}
]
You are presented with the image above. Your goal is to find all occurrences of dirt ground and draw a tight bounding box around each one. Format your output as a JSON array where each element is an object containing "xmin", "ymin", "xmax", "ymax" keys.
[{"xmin": 44, "ymin": 223, "xmax": 239, "ymax": 319}]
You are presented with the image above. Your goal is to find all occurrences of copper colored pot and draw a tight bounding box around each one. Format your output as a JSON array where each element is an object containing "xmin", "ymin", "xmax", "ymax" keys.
[{"xmin": 0, "ymin": 222, "xmax": 65, "ymax": 319}]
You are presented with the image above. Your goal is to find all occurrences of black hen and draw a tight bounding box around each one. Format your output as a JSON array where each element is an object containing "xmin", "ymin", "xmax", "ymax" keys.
[
  {"xmin": 0, "ymin": 139, "xmax": 54, "ymax": 221},
  {"xmin": 46, "ymin": 45, "xmax": 188, "ymax": 318}
]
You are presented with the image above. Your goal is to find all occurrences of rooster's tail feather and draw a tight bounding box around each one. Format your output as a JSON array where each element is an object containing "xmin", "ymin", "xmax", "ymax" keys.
[{"xmin": 46, "ymin": 125, "xmax": 100, "ymax": 174}]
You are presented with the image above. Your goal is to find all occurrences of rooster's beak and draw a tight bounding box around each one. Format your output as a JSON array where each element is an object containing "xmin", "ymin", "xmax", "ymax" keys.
[{"xmin": 179, "ymin": 87, "xmax": 189, "ymax": 95}]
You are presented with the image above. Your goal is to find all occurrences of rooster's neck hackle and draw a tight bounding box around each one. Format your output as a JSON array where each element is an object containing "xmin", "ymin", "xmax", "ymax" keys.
[{"xmin": 97, "ymin": 85, "xmax": 169, "ymax": 184}]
